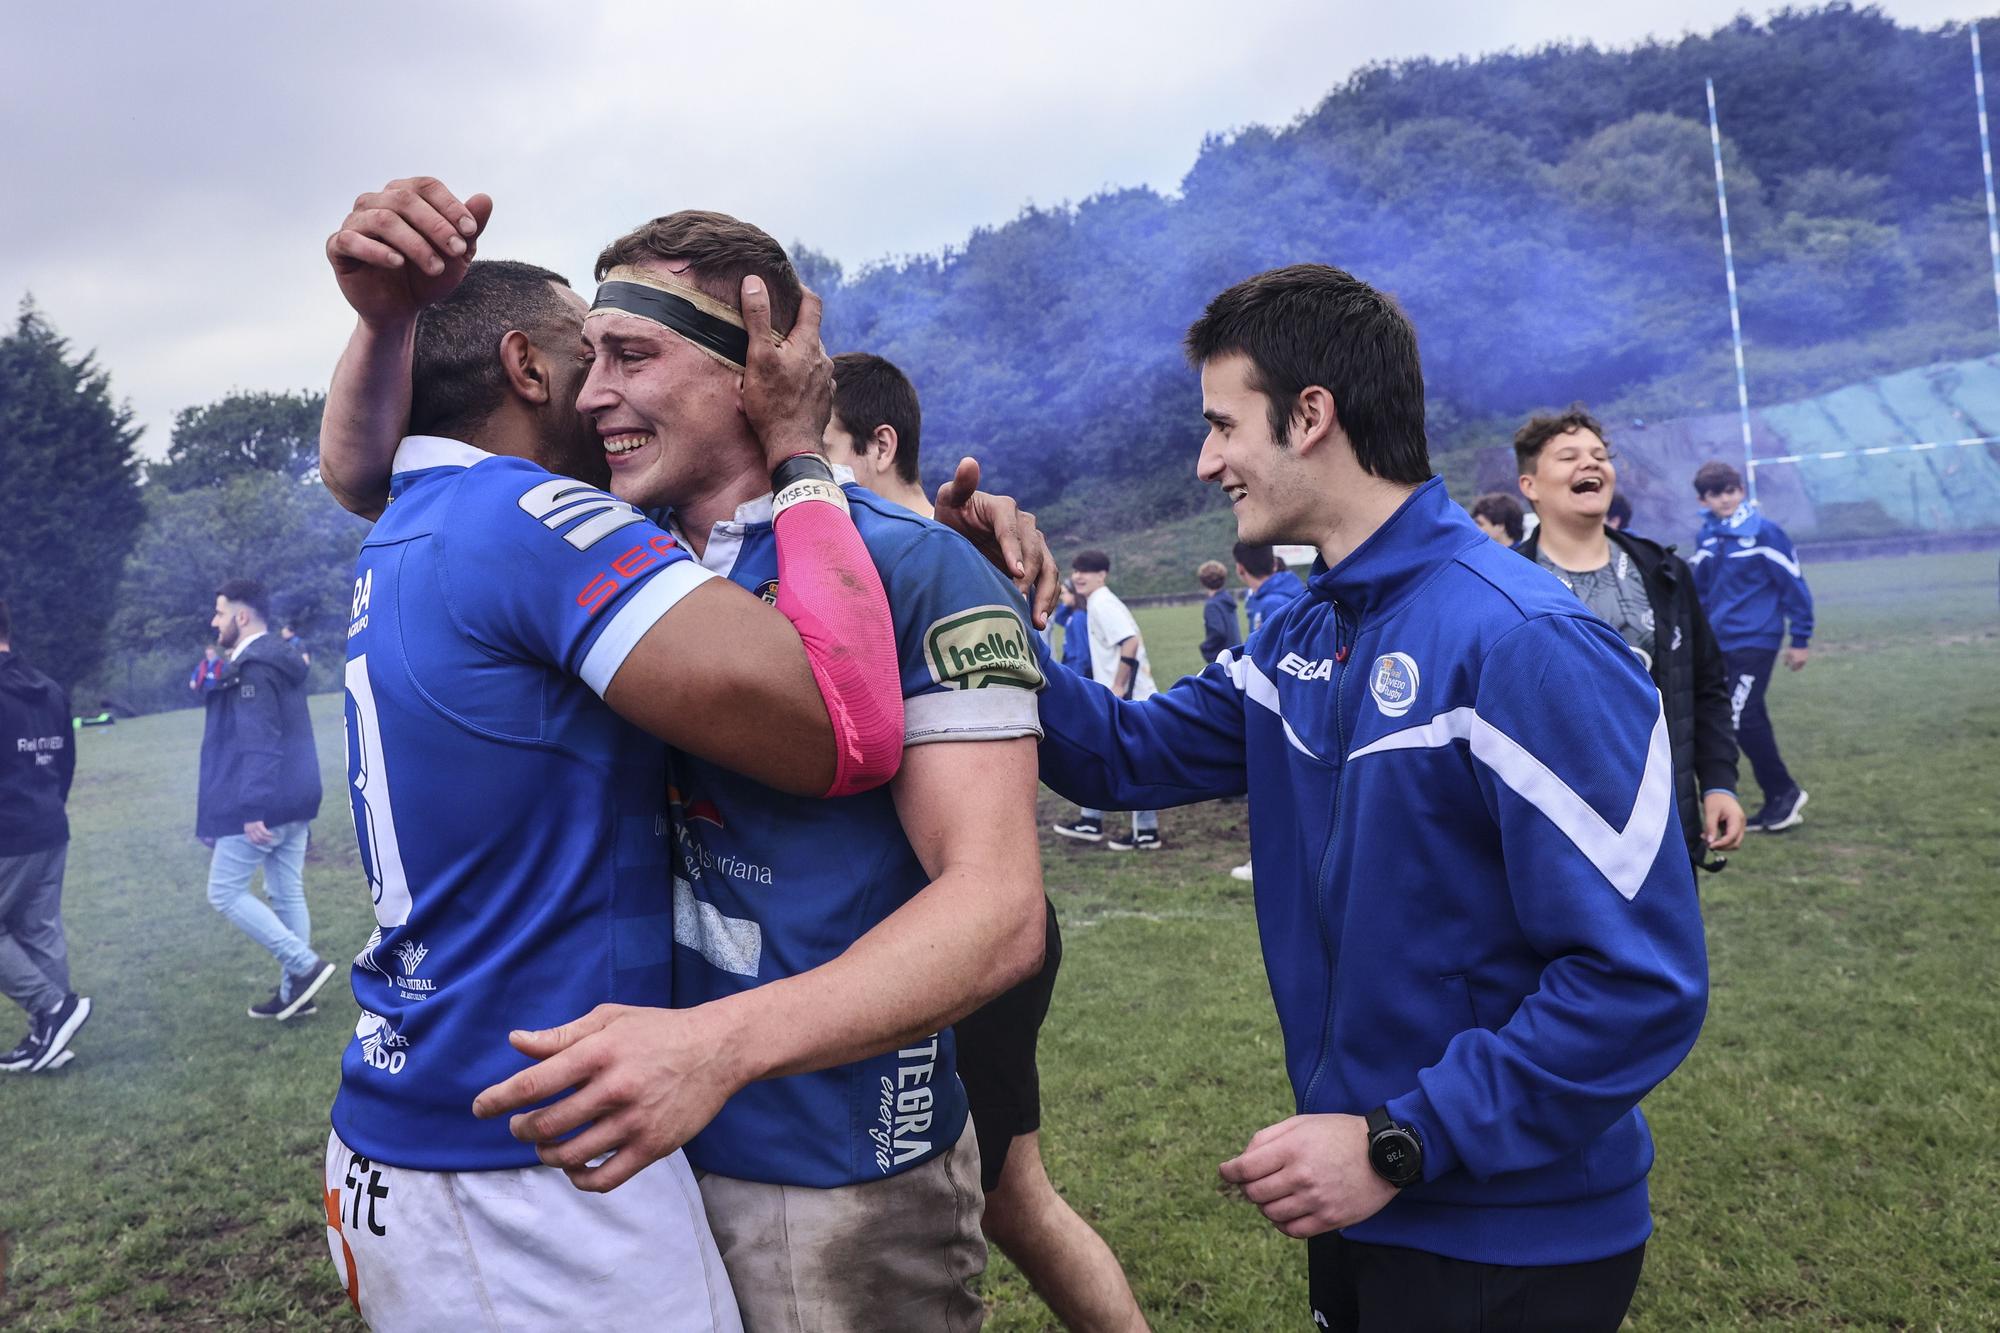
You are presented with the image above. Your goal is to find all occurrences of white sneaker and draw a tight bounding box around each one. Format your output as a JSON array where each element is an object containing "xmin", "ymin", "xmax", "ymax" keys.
[{"xmin": 1229, "ymin": 861, "xmax": 1254, "ymax": 882}]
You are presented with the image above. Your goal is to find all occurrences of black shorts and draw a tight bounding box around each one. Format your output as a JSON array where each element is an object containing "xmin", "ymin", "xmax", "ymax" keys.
[{"xmin": 954, "ymin": 896, "xmax": 1061, "ymax": 1192}]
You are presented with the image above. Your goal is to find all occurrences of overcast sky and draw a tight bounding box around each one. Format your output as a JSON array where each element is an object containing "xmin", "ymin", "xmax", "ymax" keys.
[{"xmin": 2, "ymin": 0, "xmax": 1986, "ymax": 456}]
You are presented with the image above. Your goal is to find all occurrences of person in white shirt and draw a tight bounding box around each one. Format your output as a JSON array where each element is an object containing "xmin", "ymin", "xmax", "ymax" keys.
[{"xmin": 1051, "ymin": 550, "xmax": 1161, "ymax": 851}]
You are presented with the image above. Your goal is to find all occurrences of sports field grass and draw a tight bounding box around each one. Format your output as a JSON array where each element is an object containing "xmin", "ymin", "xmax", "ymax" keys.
[{"xmin": 1, "ymin": 549, "xmax": 1994, "ymax": 1330}]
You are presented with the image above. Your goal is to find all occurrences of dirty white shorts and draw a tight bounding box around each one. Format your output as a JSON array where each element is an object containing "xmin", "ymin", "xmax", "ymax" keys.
[{"xmin": 324, "ymin": 1129, "xmax": 742, "ymax": 1331}]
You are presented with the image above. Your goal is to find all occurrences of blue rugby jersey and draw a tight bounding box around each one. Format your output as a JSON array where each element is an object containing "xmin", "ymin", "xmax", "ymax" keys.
[
  {"xmin": 669, "ymin": 482, "xmax": 1043, "ymax": 1188},
  {"xmin": 334, "ymin": 436, "xmax": 715, "ymax": 1170}
]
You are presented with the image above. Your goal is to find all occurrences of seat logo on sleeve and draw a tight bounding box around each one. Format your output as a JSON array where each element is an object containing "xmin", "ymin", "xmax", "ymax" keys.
[{"xmin": 1369, "ymin": 653, "xmax": 1420, "ymax": 718}]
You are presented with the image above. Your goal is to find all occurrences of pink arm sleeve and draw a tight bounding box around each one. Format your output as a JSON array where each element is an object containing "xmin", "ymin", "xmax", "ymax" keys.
[{"xmin": 771, "ymin": 499, "xmax": 905, "ymax": 796}]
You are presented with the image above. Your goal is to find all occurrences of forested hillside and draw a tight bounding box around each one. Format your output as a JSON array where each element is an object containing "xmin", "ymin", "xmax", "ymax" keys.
[{"xmin": 808, "ymin": 4, "xmax": 2000, "ymax": 530}]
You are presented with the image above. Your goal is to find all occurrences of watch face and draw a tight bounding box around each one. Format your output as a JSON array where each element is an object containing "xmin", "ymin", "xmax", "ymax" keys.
[{"xmin": 1370, "ymin": 1129, "xmax": 1421, "ymax": 1185}]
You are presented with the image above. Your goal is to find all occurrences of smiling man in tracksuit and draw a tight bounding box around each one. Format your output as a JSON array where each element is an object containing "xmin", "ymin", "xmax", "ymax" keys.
[{"xmin": 1031, "ymin": 265, "xmax": 1708, "ymax": 1331}]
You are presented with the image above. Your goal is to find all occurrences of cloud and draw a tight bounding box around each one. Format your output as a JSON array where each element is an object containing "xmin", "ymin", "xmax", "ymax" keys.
[{"xmin": 0, "ymin": 0, "xmax": 1983, "ymax": 455}]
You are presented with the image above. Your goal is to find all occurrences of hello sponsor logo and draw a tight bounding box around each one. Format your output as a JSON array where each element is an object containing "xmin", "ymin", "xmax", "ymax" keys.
[
  {"xmin": 922, "ymin": 606, "xmax": 1044, "ymax": 690},
  {"xmin": 1369, "ymin": 652, "xmax": 1420, "ymax": 718}
]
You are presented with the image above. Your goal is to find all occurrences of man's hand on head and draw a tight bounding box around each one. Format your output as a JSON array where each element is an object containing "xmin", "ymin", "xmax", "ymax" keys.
[
  {"xmin": 471, "ymin": 1002, "xmax": 750, "ymax": 1194},
  {"xmin": 934, "ymin": 456, "xmax": 1059, "ymax": 628},
  {"xmin": 326, "ymin": 177, "xmax": 492, "ymax": 328},
  {"xmin": 1218, "ymin": 1113, "xmax": 1399, "ymax": 1239},
  {"xmin": 739, "ymin": 277, "xmax": 833, "ymax": 469}
]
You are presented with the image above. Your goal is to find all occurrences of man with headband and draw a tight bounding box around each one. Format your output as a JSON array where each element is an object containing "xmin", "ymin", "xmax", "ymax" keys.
[{"xmin": 321, "ymin": 180, "xmax": 1051, "ymax": 1329}]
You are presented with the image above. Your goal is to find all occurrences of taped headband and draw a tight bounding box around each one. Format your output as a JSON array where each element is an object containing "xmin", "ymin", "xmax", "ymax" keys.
[{"xmin": 589, "ymin": 265, "xmax": 750, "ymax": 368}]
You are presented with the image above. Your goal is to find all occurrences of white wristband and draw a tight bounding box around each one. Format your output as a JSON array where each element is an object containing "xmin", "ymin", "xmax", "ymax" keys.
[{"xmin": 772, "ymin": 477, "xmax": 850, "ymax": 520}]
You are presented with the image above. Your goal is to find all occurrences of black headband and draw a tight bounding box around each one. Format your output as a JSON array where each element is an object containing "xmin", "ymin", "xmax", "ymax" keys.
[{"xmin": 591, "ymin": 280, "xmax": 750, "ymax": 367}]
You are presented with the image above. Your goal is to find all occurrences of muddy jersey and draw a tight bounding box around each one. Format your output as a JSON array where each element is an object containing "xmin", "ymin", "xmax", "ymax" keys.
[
  {"xmin": 334, "ymin": 435, "xmax": 714, "ymax": 1170},
  {"xmin": 670, "ymin": 483, "xmax": 1042, "ymax": 1188}
]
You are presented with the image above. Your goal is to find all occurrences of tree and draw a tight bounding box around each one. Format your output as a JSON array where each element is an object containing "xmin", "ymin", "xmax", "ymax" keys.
[
  {"xmin": 98, "ymin": 470, "xmax": 366, "ymax": 713},
  {"xmin": 0, "ymin": 299, "xmax": 144, "ymax": 691},
  {"xmin": 145, "ymin": 389, "xmax": 325, "ymax": 491}
]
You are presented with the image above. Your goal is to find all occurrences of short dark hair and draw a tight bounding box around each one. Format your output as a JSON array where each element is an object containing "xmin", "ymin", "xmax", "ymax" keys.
[
  {"xmin": 831, "ymin": 353, "xmax": 922, "ymax": 486},
  {"xmin": 1513, "ymin": 405, "xmax": 1608, "ymax": 475},
  {"xmin": 1073, "ymin": 549, "xmax": 1111, "ymax": 574},
  {"xmin": 1470, "ymin": 492, "xmax": 1525, "ymax": 541},
  {"xmin": 1197, "ymin": 560, "xmax": 1228, "ymax": 590},
  {"xmin": 1185, "ymin": 264, "xmax": 1430, "ymax": 485},
  {"xmin": 0, "ymin": 599, "xmax": 10, "ymax": 643},
  {"xmin": 1693, "ymin": 461, "xmax": 1744, "ymax": 496},
  {"xmin": 1232, "ymin": 542, "xmax": 1278, "ymax": 577},
  {"xmin": 1606, "ymin": 493, "xmax": 1633, "ymax": 528},
  {"xmin": 595, "ymin": 211, "xmax": 802, "ymax": 334},
  {"xmin": 215, "ymin": 578, "xmax": 271, "ymax": 623},
  {"xmin": 409, "ymin": 260, "xmax": 576, "ymax": 441}
]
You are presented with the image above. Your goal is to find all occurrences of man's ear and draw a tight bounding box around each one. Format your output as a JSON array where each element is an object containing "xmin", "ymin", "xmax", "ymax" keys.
[
  {"xmin": 870, "ymin": 424, "xmax": 898, "ymax": 469},
  {"xmin": 1518, "ymin": 472, "xmax": 1539, "ymax": 506},
  {"xmin": 1291, "ymin": 386, "xmax": 1339, "ymax": 455},
  {"xmin": 498, "ymin": 330, "xmax": 552, "ymax": 405}
]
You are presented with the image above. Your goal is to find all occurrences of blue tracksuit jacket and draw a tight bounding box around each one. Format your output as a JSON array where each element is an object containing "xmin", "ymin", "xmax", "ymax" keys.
[
  {"xmin": 1687, "ymin": 502, "xmax": 1813, "ymax": 653},
  {"xmin": 1034, "ymin": 478, "xmax": 1708, "ymax": 1266},
  {"xmin": 1244, "ymin": 566, "xmax": 1307, "ymax": 633}
]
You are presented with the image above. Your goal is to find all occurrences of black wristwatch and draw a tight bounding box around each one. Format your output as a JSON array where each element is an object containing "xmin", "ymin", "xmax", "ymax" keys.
[{"xmin": 1365, "ymin": 1107, "xmax": 1424, "ymax": 1187}]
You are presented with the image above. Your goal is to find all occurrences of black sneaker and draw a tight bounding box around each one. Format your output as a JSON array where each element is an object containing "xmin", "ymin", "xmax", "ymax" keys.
[
  {"xmin": 1052, "ymin": 817, "xmax": 1103, "ymax": 843},
  {"xmin": 1758, "ymin": 787, "xmax": 1809, "ymax": 832},
  {"xmin": 278, "ymin": 959, "xmax": 338, "ymax": 1021},
  {"xmin": 1108, "ymin": 831, "xmax": 1162, "ymax": 851},
  {"xmin": 1, "ymin": 1030, "xmax": 37, "ymax": 1072},
  {"xmin": 249, "ymin": 990, "xmax": 319, "ymax": 1019},
  {"xmin": 26, "ymin": 993, "xmax": 90, "ymax": 1072}
]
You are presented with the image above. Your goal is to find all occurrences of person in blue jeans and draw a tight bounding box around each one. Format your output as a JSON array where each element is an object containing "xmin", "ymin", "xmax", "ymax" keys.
[
  {"xmin": 198, "ymin": 579, "xmax": 335, "ymax": 1020},
  {"xmin": 1687, "ymin": 462, "xmax": 1814, "ymax": 832}
]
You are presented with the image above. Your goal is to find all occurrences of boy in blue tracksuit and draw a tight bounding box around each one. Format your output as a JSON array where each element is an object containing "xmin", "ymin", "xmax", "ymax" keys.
[
  {"xmin": 1033, "ymin": 265, "xmax": 1707, "ymax": 1331},
  {"xmin": 1688, "ymin": 462, "xmax": 1813, "ymax": 831},
  {"xmin": 1236, "ymin": 541, "xmax": 1307, "ymax": 632}
]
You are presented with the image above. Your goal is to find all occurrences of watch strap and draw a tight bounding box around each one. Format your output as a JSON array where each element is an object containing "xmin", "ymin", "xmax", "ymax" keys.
[{"xmin": 1366, "ymin": 1105, "xmax": 1392, "ymax": 1137}]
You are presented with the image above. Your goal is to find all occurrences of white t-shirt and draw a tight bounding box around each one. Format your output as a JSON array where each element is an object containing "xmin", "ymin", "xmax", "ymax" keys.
[{"xmin": 1085, "ymin": 586, "xmax": 1156, "ymax": 701}]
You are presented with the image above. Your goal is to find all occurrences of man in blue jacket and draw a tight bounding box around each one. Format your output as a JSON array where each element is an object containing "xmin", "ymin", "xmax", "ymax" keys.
[
  {"xmin": 1032, "ymin": 265, "xmax": 1708, "ymax": 1330},
  {"xmin": 199, "ymin": 578, "xmax": 333, "ymax": 1022},
  {"xmin": 1688, "ymin": 462, "xmax": 1814, "ymax": 832}
]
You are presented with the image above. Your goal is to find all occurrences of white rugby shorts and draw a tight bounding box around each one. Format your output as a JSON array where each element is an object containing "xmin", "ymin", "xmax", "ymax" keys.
[{"xmin": 323, "ymin": 1129, "xmax": 741, "ymax": 1331}]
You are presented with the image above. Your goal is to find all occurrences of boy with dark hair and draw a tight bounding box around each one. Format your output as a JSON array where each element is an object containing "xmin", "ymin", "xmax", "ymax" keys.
[
  {"xmin": 1512, "ymin": 410, "xmax": 1744, "ymax": 867},
  {"xmin": 825, "ymin": 352, "xmax": 929, "ymax": 516},
  {"xmin": 0, "ymin": 599, "xmax": 89, "ymax": 1073},
  {"xmin": 1470, "ymin": 492, "xmax": 1524, "ymax": 544},
  {"xmin": 1688, "ymin": 461, "xmax": 1814, "ymax": 831},
  {"xmin": 1053, "ymin": 550, "xmax": 1162, "ymax": 851},
  {"xmin": 1234, "ymin": 541, "xmax": 1305, "ymax": 633},
  {"xmin": 820, "ymin": 349, "xmax": 1151, "ymax": 1329},
  {"xmin": 1033, "ymin": 264, "xmax": 1706, "ymax": 1331}
]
